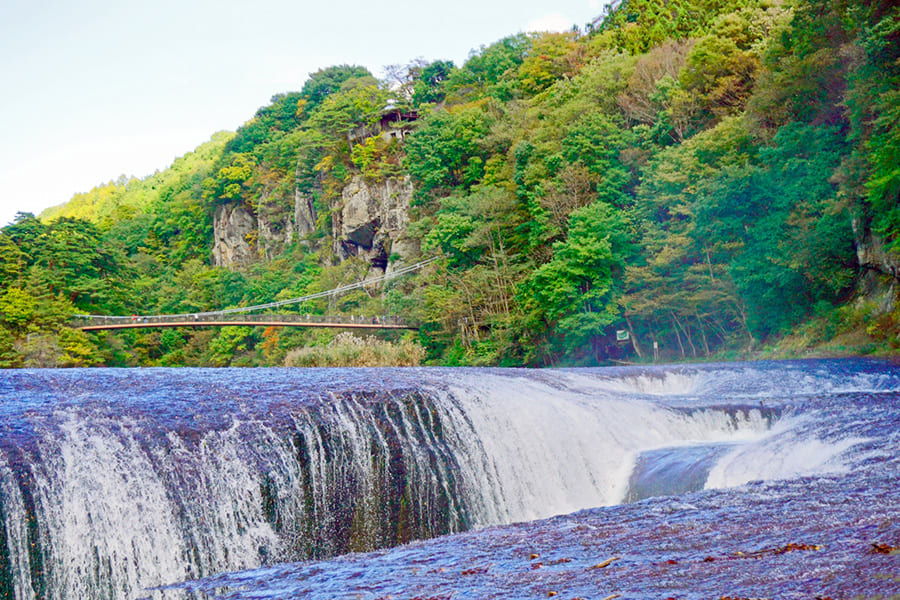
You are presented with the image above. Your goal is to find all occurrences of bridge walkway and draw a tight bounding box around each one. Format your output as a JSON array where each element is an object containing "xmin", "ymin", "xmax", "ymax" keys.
[
  {"xmin": 71, "ymin": 257, "xmax": 437, "ymax": 332},
  {"xmin": 74, "ymin": 313, "xmax": 414, "ymax": 331}
]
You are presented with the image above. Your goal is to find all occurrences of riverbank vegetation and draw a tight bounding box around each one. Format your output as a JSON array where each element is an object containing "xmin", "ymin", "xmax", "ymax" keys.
[{"xmin": 1, "ymin": 0, "xmax": 898, "ymax": 367}]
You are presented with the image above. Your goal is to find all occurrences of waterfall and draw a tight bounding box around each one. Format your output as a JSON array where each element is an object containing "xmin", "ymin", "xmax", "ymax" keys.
[
  {"xmin": 0, "ymin": 366, "xmax": 802, "ymax": 600},
  {"xmin": 440, "ymin": 371, "xmax": 776, "ymax": 523}
]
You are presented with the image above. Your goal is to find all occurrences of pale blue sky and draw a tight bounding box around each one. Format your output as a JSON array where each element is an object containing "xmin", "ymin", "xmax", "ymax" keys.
[{"xmin": 0, "ymin": 0, "xmax": 605, "ymax": 227}]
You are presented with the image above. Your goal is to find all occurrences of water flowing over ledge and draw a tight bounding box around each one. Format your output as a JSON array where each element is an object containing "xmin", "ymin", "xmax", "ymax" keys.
[{"xmin": 0, "ymin": 359, "xmax": 897, "ymax": 600}]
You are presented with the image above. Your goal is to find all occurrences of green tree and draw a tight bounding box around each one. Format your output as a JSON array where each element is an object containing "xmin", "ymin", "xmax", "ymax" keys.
[
  {"xmin": 445, "ymin": 34, "xmax": 534, "ymax": 101},
  {"xmin": 0, "ymin": 328, "xmax": 20, "ymax": 367},
  {"xmin": 225, "ymin": 92, "xmax": 305, "ymax": 155},
  {"xmin": 516, "ymin": 32, "xmax": 581, "ymax": 95},
  {"xmin": 301, "ymin": 65, "xmax": 373, "ymax": 113},
  {"xmin": 412, "ymin": 60, "xmax": 456, "ymax": 106},
  {"xmin": 404, "ymin": 101, "xmax": 496, "ymax": 200},
  {"xmin": 852, "ymin": 4, "xmax": 900, "ymax": 253},
  {"xmin": 680, "ymin": 33, "xmax": 758, "ymax": 122},
  {"xmin": 0, "ymin": 233, "xmax": 25, "ymax": 286},
  {"xmin": 866, "ymin": 87, "xmax": 900, "ymax": 252},
  {"xmin": 203, "ymin": 153, "xmax": 255, "ymax": 206},
  {"xmin": 624, "ymin": 116, "xmax": 760, "ymax": 356},
  {"xmin": 307, "ymin": 82, "xmax": 387, "ymax": 141},
  {"xmin": 57, "ymin": 328, "xmax": 102, "ymax": 367},
  {"xmin": 697, "ymin": 123, "xmax": 856, "ymax": 337},
  {"xmin": 521, "ymin": 201, "xmax": 631, "ymax": 363},
  {"xmin": 205, "ymin": 326, "xmax": 254, "ymax": 367},
  {"xmin": 0, "ymin": 288, "xmax": 38, "ymax": 329},
  {"xmin": 591, "ymin": 0, "xmax": 760, "ymax": 54}
]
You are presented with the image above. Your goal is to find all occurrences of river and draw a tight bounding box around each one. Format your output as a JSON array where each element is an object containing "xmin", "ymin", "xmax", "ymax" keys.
[{"xmin": 0, "ymin": 359, "xmax": 898, "ymax": 599}]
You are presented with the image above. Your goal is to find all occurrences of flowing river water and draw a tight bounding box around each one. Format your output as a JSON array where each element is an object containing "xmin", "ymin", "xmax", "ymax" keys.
[{"xmin": 0, "ymin": 359, "xmax": 898, "ymax": 599}]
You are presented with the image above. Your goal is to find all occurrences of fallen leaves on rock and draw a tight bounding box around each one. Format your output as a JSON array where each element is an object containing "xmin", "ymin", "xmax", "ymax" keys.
[
  {"xmin": 871, "ymin": 542, "xmax": 897, "ymax": 554},
  {"xmin": 588, "ymin": 556, "xmax": 621, "ymax": 570},
  {"xmin": 701, "ymin": 542, "xmax": 822, "ymax": 564},
  {"xmin": 532, "ymin": 558, "xmax": 573, "ymax": 569},
  {"xmin": 733, "ymin": 542, "xmax": 822, "ymax": 559}
]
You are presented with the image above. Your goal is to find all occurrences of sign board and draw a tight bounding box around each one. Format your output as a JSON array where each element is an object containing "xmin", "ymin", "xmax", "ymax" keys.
[{"xmin": 616, "ymin": 330, "xmax": 630, "ymax": 342}]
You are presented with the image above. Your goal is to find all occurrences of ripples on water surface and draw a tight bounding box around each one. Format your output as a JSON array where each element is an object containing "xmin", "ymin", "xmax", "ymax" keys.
[{"xmin": 0, "ymin": 359, "xmax": 898, "ymax": 599}]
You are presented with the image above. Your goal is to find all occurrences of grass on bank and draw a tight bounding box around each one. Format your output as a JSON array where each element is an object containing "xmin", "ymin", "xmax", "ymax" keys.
[
  {"xmin": 284, "ymin": 332, "xmax": 426, "ymax": 367},
  {"xmin": 757, "ymin": 296, "xmax": 900, "ymax": 360}
]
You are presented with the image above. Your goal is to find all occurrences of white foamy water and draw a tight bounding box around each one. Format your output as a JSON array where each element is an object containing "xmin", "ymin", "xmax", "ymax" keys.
[
  {"xmin": 704, "ymin": 424, "xmax": 868, "ymax": 488},
  {"xmin": 0, "ymin": 360, "xmax": 890, "ymax": 600},
  {"xmin": 439, "ymin": 372, "xmax": 774, "ymax": 523},
  {"xmin": 0, "ymin": 455, "xmax": 35, "ymax": 600}
]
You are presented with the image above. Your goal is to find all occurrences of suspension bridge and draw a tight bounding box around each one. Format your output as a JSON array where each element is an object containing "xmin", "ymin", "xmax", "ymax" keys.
[{"xmin": 72, "ymin": 258, "xmax": 437, "ymax": 332}]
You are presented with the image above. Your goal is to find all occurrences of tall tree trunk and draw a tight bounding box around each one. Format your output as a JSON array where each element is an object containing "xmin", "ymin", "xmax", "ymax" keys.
[
  {"xmin": 669, "ymin": 312, "xmax": 686, "ymax": 357},
  {"xmin": 624, "ymin": 314, "xmax": 643, "ymax": 359},
  {"xmin": 673, "ymin": 313, "xmax": 697, "ymax": 357},
  {"xmin": 695, "ymin": 313, "xmax": 711, "ymax": 355}
]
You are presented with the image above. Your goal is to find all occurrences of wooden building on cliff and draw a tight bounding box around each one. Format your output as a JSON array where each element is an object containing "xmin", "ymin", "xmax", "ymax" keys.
[{"xmin": 348, "ymin": 99, "xmax": 418, "ymax": 144}]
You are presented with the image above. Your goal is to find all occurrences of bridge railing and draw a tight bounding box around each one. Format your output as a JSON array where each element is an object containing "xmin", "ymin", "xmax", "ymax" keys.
[
  {"xmin": 71, "ymin": 257, "xmax": 439, "ymax": 331},
  {"xmin": 71, "ymin": 313, "xmax": 414, "ymax": 329}
]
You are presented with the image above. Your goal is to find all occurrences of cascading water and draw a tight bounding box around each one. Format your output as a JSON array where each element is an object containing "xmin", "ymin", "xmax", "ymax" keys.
[
  {"xmin": 0, "ymin": 372, "xmax": 477, "ymax": 600},
  {"xmin": 433, "ymin": 372, "xmax": 777, "ymax": 524},
  {"xmin": 0, "ymin": 361, "xmax": 891, "ymax": 600}
]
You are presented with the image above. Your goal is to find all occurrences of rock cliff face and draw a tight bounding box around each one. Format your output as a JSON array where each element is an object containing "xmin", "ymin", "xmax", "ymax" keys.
[
  {"xmin": 212, "ymin": 204, "xmax": 256, "ymax": 267},
  {"xmin": 852, "ymin": 216, "xmax": 900, "ymax": 312},
  {"xmin": 212, "ymin": 176, "xmax": 417, "ymax": 273},
  {"xmin": 333, "ymin": 176, "xmax": 416, "ymax": 274},
  {"xmin": 211, "ymin": 190, "xmax": 319, "ymax": 268},
  {"xmin": 294, "ymin": 190, "xmax": 317, "ymax": 237},
  {"xmin": 854, "ymin": 217, "xmax": 900, "ymax": 280}
]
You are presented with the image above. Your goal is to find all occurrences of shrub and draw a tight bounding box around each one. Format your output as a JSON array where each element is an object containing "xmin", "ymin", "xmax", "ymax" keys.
[{"xmin": 284, "ymin": 332, "xmax": 426, "ymax": 367}]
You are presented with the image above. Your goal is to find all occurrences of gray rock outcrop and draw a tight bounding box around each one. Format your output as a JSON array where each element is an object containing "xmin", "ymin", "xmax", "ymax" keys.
[
  {"xmin": 212, "ymin": 204, "xmax": 255, "ymax": 267},
  {"xmin": 852, "ymin": 215, "xmax": 900, "ymax": 313},
  {"xmin": 854, "ymin": 216, "xmax": 900, "ymax": 280},
  {"xmin": 334, "ymin": 175, "xmax": 417, "ymax": 272},
  {"xmin": 212, "ymin": 190, "xmax": 319, "ymax": 268},
  {"xmin": 212, "ymin": 175, "xmax": 417, "ymax": 272}
]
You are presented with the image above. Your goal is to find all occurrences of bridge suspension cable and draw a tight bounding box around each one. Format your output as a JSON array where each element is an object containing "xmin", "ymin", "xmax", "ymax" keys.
[{"xmin": 75, "ymin": 257, "xmax": 439, "ymax": 321}]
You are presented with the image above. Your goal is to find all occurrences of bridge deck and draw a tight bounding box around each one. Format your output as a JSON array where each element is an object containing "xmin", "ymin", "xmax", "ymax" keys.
[
  {"xmin": 75, "ymin": 315, "xmax": 416, "ymax": 331},
  {"xmin": 71, "ymin": 258, "xmax": 437, "ymax": 333}
]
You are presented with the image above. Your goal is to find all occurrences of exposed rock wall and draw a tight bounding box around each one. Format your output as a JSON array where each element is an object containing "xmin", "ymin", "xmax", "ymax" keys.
[
  {"xmin": 257, "ymin": 193, "xmax": 292, "ymax": 261},
  {"xmin": 295, "ymin": 190, "xmax": 317, "ymax": 237},
  {"xmin": 854, "ymin": 216, "xmax": 900, "ymax": 280},
  {"xmin": 333, "ymin": 176, "xmax": 417, "ymax": 274},
  {"xmin": 212, "ymin": 204, "xmax": 255, "ymax": 267},
  {"xmin": 212, "ymin": 191, "xmax": 319, "ymax": 268},
  {"xmin": 852, "ymin": 216, "xmax": 900, "ymax": 313},
  {"xmin": 212, "ymin": 176, "xmax": 417, "ymax": 272}
]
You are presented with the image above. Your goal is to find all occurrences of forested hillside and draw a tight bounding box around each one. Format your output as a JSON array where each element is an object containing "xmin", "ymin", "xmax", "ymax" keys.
[{"xmin": 2, "ymin": 0, "xmax": 898, "ymax": 367}]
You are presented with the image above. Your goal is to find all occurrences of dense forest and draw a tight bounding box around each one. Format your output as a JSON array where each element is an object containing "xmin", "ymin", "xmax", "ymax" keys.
[{"xmin": 1, "ymin": 0, "xmax": 898, "ymax": 368}]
